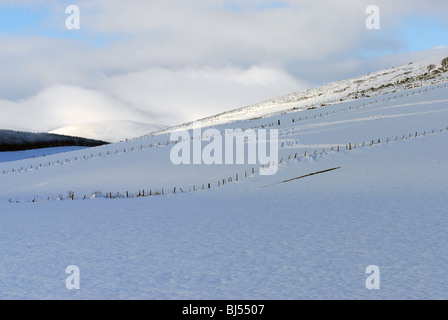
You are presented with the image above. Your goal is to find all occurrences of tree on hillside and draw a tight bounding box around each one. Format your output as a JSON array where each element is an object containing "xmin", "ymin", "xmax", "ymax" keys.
[
  {"xmin": 427, "ymin": 64, "xmax": 436, "ymax": 72},
  {"xmin": 442, "ymin": 57, "xmax": 448, "ymax": 70}
]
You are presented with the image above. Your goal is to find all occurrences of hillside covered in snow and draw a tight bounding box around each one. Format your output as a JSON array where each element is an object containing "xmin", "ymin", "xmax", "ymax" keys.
[
  {"xmin": 1, "ymin": 52, "xmax": 448, "ymax": 299},
  {"xmin": 152, "ymin": 51, "xmax": 448, "ymax": 135}
]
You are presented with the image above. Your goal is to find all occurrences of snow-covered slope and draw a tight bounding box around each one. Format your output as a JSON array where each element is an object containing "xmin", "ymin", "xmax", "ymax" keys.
[
  {"xmin": 2, "ymin": 128, "xmax": 446, "ymax": 299},
  {"xmin": 49, "ymin": 120, "xmax": 167, "ymax": 143},
  {"xmin": 1, "ymin": 52, "xmax": 448, "ymax": 299},
  {"xmin": 151, "ymin": 51, "xmax": 448, "ymax": 135}
]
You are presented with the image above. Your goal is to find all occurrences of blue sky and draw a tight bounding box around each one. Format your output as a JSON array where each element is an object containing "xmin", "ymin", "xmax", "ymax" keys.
[
  {"xmin": 397, "ymin": 16, "xmax": 448, "ymax": 52},
  {"xmin": 0, "ymin": 5, "xmax": 48, "ymax": 33},
  {"xmin": 0, "ymin": 4, "xmax": 104, "ymax": 45}
]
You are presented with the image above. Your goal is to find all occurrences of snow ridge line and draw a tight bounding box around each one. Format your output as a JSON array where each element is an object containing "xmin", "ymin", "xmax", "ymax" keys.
[
  {"xmin": 248, "ymin": 82, "xmax": 448, "ymax": 130},
  {"xmin": 253, "ymin": 68, "xmax": 448, "ymax": 108}
]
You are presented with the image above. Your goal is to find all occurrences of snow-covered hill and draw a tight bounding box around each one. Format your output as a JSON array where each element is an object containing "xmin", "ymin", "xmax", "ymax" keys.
[
  {"xmin": 49, "ymin": 120, "xmax": 167, "ymax": 143},
  {"xmin": 1, "ymin": 52, "xmax": 448, "ymax": 299},
  {"xmin": 151, "ymin": 51, "xmax": 448, "ymax": 135}
]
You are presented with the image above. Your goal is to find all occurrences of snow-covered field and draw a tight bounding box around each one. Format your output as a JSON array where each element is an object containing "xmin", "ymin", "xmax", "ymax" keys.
[
  {"xmin": 1, "ymin": 55, "xmax": 447, "ymax": 299},
  {"xmin": 0, "ymin": 146, "xmax": 89, "ymax": 163},
  {"xmin": 2, "ymin": 135, "xmax": 447, "ymax": 299}
]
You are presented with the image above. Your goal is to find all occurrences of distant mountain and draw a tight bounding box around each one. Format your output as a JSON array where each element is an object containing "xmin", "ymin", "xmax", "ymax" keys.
[
  {"xmin": 49, "ymin": 120, "xmax": 168, "ymax": 143},
  {"xmin": 0, "ymin": 130, "xmax": 108, "ymax": 152}
]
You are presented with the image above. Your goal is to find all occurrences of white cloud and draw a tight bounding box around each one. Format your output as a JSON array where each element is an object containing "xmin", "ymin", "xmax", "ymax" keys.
[
  {"xmin": 0, "ymin": 66, "xmax": 307, "ymax": 131},
  {"xmin": 104, "ymin": 65, "xmax": 307, "ymax": 121},
  {"xmin": 0, "ymin": 85, "xmax": 132, "ymax": 132}
]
